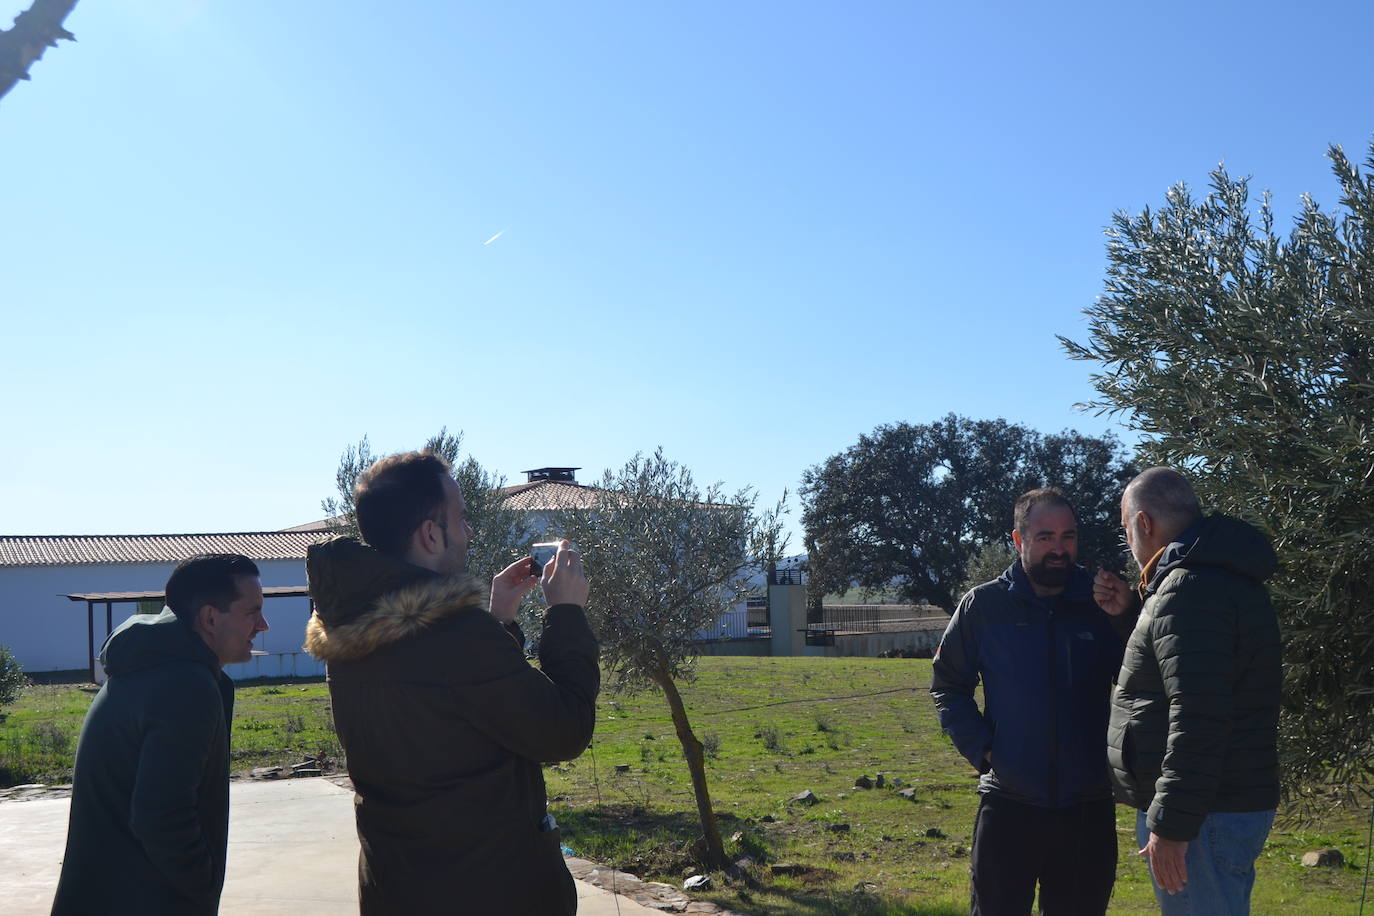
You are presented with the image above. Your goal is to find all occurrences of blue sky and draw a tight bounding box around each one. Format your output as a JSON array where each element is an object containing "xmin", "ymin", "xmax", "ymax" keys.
[{"xmin": 3, "ymin": 0, "xmax": 1372, "ymax": 550}]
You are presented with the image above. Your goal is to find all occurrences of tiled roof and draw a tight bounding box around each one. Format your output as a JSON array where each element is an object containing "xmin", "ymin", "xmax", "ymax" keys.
[
  {"xmin": 0, "ymin": 532, "xmax": 324, "ymax": 568},
  {"xmin": 2, "ymin": 483, "xmax": 608, "ymax": 568},
  {"xmin": 278, "ymin": 518, "xmax": 334, "ymax": 532},
  {"xmin": 498, "ymin": 480, "xmax": 603, "ymax": 511}
]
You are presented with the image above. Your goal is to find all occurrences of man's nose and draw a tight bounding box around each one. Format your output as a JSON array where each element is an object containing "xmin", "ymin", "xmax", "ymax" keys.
[{"xmin": 257, "ymin": 618, "xmax": 270, "ymax": 633}]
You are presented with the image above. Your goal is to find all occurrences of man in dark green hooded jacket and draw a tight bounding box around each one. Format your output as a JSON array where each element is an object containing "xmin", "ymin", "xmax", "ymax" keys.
[
  {"xmin": 51, "ymin": 553, "xmax": 268, "ymax": 916},
  {"xmin": 1098, "ymin": 468, "xmax": 1281, "ymax": 915}
]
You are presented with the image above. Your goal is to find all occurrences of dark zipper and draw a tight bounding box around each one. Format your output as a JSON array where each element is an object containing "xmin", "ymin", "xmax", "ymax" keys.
[{"xmin": 1046, "ymin": 603, "xmax": 1058, "ymax": 805}]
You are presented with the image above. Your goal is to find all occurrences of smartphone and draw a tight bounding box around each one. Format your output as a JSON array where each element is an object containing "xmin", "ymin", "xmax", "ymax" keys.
[{"xmin": 530, "ymin": 541, "xmax": 561, "ymax": 577}]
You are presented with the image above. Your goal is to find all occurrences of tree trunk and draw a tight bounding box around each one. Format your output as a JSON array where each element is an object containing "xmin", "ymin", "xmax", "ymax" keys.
[
  {"xmin": 0, "ymin": 0, "xmax": 79, "ymax": 103},
  {"xmin": 650, "ymin": 665, "xmax": 725, "ymax": 868}
]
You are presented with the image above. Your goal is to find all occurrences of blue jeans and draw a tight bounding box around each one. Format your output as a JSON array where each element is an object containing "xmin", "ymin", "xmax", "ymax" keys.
[{"xmin": 1135, "ymin": 809, "xmax": 1275, "ymax": 915}]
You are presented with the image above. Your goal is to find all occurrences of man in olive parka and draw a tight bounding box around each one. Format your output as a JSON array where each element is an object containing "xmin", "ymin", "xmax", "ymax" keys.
[
  {"xmin": 51, "ymin": 554, "xmax": 269, "ymax": 916},
  {"xmin": 304, "ymin": 450, "xmax": 600, "ymax": 916}
]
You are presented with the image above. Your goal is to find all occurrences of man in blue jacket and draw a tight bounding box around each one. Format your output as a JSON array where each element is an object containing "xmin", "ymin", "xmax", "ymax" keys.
[{"xmin": 931, "ymin": 487, "xmax": 1136, "ymax": 915}]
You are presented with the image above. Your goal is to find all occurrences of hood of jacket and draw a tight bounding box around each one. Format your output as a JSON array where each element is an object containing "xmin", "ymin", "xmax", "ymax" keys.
[
  {"xmin": 98, "ymin": 608, "xmax": 220, "ymax": 677},
  {"xmin": 304, "ymin": 535, "xmax": 487, "ymax": 663},
  {"xmin": 1144, "ymin": 512, "xmax": 1277, "ymax": 596}
]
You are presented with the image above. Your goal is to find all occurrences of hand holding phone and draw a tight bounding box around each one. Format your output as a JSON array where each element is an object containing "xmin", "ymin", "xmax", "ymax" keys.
[{"xmin": 533, "ymin": 539, "xmax": 589, "ymax": 608}]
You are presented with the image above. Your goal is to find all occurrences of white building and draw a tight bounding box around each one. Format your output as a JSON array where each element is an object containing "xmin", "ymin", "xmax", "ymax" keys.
[
  {"xmin": 0, "ymin": 528, "xmax": 329, "ymax": 679},
  {"xmin": 0, "ymin": 469, "xmax": 604, "ymax": 677}
]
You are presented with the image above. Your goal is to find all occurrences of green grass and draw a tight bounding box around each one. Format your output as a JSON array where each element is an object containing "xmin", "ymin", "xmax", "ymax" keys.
[
  {"xmin": 545, "ymin": 657, "xmax": 1372, "ymax": 915},
  {"xmin": 2, "ymin": 659, "xmax": 1370, "ymax": 914},
  {"xmin": 0, "ymin": 678, "xmax": 339, "ymax": 784}
]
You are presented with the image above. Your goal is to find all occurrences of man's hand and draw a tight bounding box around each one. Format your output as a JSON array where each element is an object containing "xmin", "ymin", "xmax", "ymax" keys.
[
  {"xmin": 1138, "ymin": 832, "xmax": 1188, "ymax": 895},
  {"xmin": 541, "ymin": 539, "xmax": 589, "ymax": 608},
  {"xmin": 490, "ymin": 558, "xmax": 539, "ymax": 623},
  {"xmin": 1093, "ymin": 568, "xmax": 1137, "ymax": 617}
]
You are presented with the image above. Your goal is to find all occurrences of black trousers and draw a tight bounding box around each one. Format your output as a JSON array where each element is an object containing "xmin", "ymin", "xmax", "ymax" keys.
[{"xmin": 969, "ymin": 793, "xmax": 1117, "ymax": 916}]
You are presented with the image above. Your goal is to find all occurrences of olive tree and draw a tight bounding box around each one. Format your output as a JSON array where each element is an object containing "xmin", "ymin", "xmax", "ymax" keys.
[
  {"xmin": 1060, "ymin": 140, "xmax": 1374, "ymax": 799},
  {"xmin": 554, "ymin": 449, "xmax": 786, "ymax": 867}
]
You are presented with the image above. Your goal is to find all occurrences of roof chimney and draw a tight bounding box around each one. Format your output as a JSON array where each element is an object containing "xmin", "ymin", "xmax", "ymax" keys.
[{"xmin": 523, "ymin": 467, "xmax": 579, "ymax": 483}]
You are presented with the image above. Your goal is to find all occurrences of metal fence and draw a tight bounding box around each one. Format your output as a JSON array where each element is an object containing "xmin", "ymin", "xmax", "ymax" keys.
[
  {"xmin": 803, "ymin": 604, "xmax": 948, "ymax": 646},
  {"xmin": 701, "ymin": 601, "xmax": 947, "ymax": 644}
]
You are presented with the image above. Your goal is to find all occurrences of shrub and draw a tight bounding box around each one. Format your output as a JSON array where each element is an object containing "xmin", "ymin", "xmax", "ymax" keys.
[{"xmin": 0, "ymin": 645, "xmax": 24, "ymax": 709}]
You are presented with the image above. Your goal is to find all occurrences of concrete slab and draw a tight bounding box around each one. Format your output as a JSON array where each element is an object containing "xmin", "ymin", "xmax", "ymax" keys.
[{"xmin": 0, "ymin": 779, "xmax": 667, "ymax": 915}]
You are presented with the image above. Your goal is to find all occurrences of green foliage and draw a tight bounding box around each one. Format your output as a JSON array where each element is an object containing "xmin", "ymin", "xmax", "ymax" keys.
[
  {"xmin": 0, "ymin": 645, "xmax": 24, "ymax": 708},
  {"xmin": 320, "ymin": 427, "xmax": 527, "ymax": 583},
  {"xmin": 555, "ymin": 448, "xmax": 786, "ymax": 691},
  {"xmin": 1061, "ymin": 140, "xmax": 1374, "ymax": 798},
  {"xmin": 800, "ymin": 415, "xmax": 1135, "ymax": 611},
  {"xmin": 957, "ymin": 541, "xmax": 1016, "ymax": 599},
  {"xmin": 554, "ymin": 448, "xmax": 787, "ymax": 866}
]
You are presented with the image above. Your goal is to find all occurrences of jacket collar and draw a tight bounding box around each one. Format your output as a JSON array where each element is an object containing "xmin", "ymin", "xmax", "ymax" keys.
[
  {"xmin": 304, "ymin": 535, "xmax": 487, "ymax": 663},
  {"xmin": 1004, "ymin": 560, "xmax": 1094, "ymax": 604},
  {"xmin": 1142, "ymin": 516, "xmax": 1206, "ymax": 596}
]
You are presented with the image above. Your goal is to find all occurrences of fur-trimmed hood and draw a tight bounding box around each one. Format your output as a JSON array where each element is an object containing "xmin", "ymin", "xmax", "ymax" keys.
[{"xmin": 304, "ymin": 535, "xmax": 487, "ymax": 663}]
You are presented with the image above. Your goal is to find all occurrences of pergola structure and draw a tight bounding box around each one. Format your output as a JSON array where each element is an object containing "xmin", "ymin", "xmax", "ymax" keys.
[{"xmin": 65, "ymin": 586, "xmax": 311, "ymax": 682}]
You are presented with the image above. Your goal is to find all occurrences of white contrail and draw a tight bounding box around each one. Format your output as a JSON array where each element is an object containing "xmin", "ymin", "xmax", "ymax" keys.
[{"xmin": 483, "ymin": 230, "xmax": 505, "ymax": 246}]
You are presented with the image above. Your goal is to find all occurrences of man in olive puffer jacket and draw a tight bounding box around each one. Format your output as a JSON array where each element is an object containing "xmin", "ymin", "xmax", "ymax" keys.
[{"xmin": 1098, "ymin": 467, "xmax": 1281, "ymax": 915}]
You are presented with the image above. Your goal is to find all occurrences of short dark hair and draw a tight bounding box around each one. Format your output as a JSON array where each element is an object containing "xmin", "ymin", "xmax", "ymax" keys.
[
  {"xmin": 165, "ymin": 554, "xmax": 260, "ymax": 626},
  {"xmin": 1013, "ymin": 487, "xmax": 1077, "ymax": 536},
  {"xmin": 354, "ymin": 451, "xmax": 452, "ymax": 557}
]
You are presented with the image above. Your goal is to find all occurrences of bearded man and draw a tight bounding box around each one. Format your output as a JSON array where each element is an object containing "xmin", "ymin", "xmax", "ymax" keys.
[
  {"xmin": 305, "ymin": 450, "xmax": 599, "ymax": 915},
  {"xmin": 931, "ymin": 487, "xmax": 1136, "ymax": 915}
]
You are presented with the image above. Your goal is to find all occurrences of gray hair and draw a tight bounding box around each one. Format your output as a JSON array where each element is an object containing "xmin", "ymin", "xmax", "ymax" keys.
[{"xmin": 1123, "ymin": 467, "xmax": 1202, "ymax": 531}]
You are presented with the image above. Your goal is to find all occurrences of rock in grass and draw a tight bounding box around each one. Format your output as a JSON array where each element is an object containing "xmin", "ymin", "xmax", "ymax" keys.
[
  {"xmin": 875, "ymin": 773, "xmax": 886, "ymax": 788},
  {"xmin": 1301, "ymin": 848, "xmax": 1344, "ymax": 867},
  {"xmin": 897, "ymin": 787, "xmax": 917, "ymax": 801},
  {"xmin": 251, "ymin": 766, "xmax": 282, "ymax": 780},
  {"xmin": 684, "ymin": 874, "xmax": 712, "ymax": 890},
  {"xmin": 854, "ymin": 775, "xmax": 873, "ymax": 789},
  {"xmin": 790, "ymin": 789, "xmax": 819, "ymax": 805},
  {"xmin": 825, "ymin": 822, "xmax": 851, "ymax": 833},
  {"xmin": 924, "ymin": 827, "xmax": 947, "ymax": 838}
]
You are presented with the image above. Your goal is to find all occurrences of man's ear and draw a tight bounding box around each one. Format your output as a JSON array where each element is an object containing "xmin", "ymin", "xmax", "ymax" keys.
[
  {"xmin": 412, "ymin": 519, "xmax": 439, "ymax": 557},
  {"xmin": 1010, "ymin": 529, "xmax": 1023, "ymax": 552},
  {"xmin": 194, "ymin": 603, "xmax": 218, "ymax": 637}
]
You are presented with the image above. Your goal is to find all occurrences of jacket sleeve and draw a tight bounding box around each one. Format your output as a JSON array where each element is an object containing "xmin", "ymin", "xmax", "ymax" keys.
[
  {"xmin": 128, "ymin": 671, "xmax": 221, "ymax": 900},
  {"xmin": 454, "ymin": 604, "xmax": 601, "ymax": 762},
  {"xmin": 930, "ymin": 592, "xmax": 993, "ymax": 773},
  {"xmin": 1145, "ymin": 575, "xmax": 1235, "ymax": 841}
]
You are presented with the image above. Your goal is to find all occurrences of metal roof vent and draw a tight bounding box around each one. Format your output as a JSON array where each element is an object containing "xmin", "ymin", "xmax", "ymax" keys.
[{"xmin": 522, "ymin": 467, "xmax": 579, "ymax": 483}]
